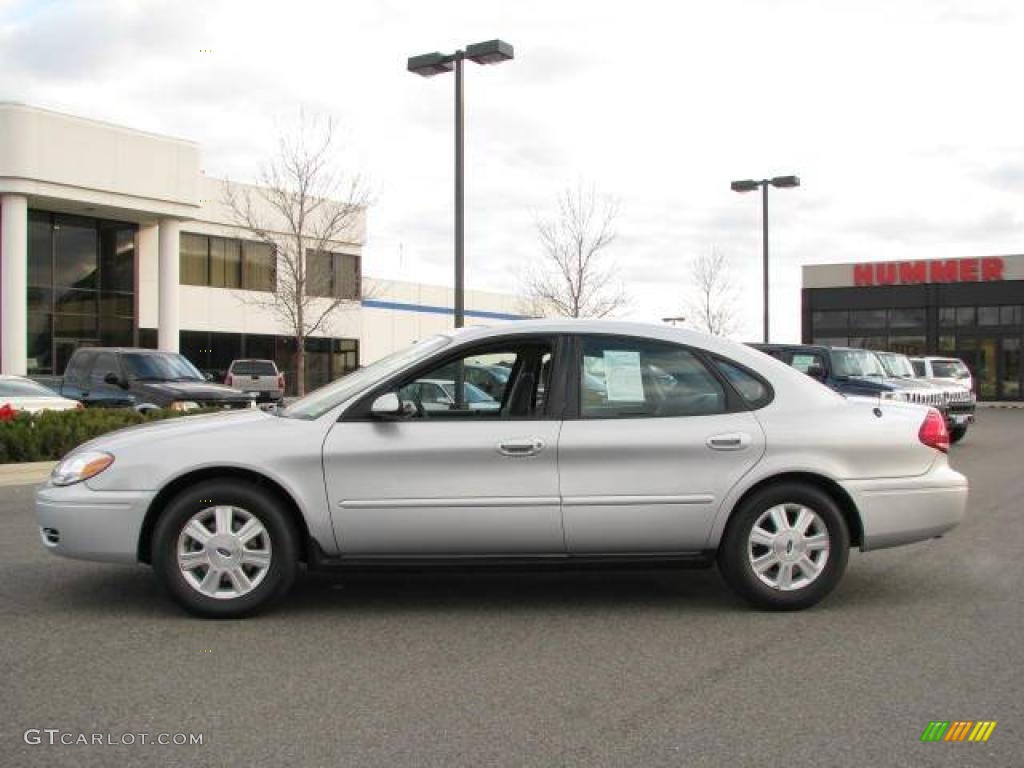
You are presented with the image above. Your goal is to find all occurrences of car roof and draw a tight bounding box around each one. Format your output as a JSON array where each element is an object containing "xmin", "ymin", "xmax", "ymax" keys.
[{"xmin": 230, "ymin": 359, "xmax": 275, "ymax": 364}]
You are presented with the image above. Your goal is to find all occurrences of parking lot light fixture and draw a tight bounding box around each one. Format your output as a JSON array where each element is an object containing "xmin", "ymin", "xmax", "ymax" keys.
[
  {"xmin": 730, "ymin": 174, "xmax": 800, "ymax": 343},
  {"xmin": 407, "ymin": 39, "xmax": 515, "ymax": 329}
]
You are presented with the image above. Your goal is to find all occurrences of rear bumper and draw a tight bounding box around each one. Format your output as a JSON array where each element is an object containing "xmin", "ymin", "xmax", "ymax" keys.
[
  {"xmin": 35, "ymin": 481, "xmax": 154, "ymax": 564},
  {"xmin": 844, "ymin": 462, "xmax": 968, "ymax": 551}
]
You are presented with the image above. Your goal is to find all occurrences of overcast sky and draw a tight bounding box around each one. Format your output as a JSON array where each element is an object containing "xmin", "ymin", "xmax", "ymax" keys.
[{"xmin": 2, "ymin": 0, "xmax": 1023, "ymax": 340}]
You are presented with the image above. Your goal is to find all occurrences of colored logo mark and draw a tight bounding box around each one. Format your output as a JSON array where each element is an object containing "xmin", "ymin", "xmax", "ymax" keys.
[{"xmin": 921, "ymin": 721, "xmax": 997, "ymax": 742}]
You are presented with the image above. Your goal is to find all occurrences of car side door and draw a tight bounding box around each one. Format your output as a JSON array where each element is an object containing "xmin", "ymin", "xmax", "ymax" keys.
[
  {"xmin": 558, "ymin": 335, "xmax": 767, "ymax": 553},
  {"xmin": 322, "ymin": 335, "xmax": 566, "ymax": 556},
  {"xmin": 86, "ymin": 351, "xmax": 129, "ymax": 406}
]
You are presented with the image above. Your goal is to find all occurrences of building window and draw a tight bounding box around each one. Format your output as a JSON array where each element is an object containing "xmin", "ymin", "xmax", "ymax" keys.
[
  {"xmin": 181, "ymin": 233, "xmax": 275, "ymax": 292},
  {"xmin": 812, "ymin": 337, "xmax": 848, "ymax": 347},
  {"xmin": 306, "ymin": 249, "xmax": 361, "ymax": 300},
  {"xmin": 888, "ymin": 335, "xmax": 927, "ymax": 355},
  {"xmin": 955, "ymin": 307, "xmax": 976, "ymax": 327},
  {"xmin": 999, "ymin": 306, "xmax": 1022, "ymax": 326},
  {"xmin": 939, "ymin": 307, "xmax": 956, "ymax": 327},
  {"xmin": 977, "ymin": 306, "xmax": 1000, "ymax": 326},
  {"xmin": 849, "ymin": 309, "xmax": 886, "ymax": 330},
  {"xmin": 889, "ymin": 308, "xmax": 926, "ymax": 328},
  {"xmin": 812, "ymin": 310, "xmax": 848, "ymax": 330},
  {"xmin": 243, "ymin": 241, "xmax": 275, "ymax": 291}
]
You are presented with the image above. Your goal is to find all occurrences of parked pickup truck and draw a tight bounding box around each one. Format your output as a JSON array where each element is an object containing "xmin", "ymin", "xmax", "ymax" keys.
[{"xmin": 35, "ymin": 347, "xmax": 256, "ymax": 411}]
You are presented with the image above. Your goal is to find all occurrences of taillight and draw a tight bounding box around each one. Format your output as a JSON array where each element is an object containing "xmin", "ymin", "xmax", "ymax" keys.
[
  {"xmin": 918, "ymin": 408, "xmax": 949, "ymax": 453},
  {"xmin": 277, "ymin": 373, "xmax": 285, "ymax": 389},
  {"xmin": 225, "ymin": 374, "xmax": 233, "ymax": 386}
]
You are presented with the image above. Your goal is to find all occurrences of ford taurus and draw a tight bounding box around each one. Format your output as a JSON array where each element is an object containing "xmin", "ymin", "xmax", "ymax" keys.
[{"xmin": 36, "ymin": 321, "xmax": 968, "ymax": 618}]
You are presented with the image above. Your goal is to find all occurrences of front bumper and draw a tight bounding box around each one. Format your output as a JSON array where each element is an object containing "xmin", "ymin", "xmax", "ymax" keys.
[
  {"xmin": 844, "ymin": 462, "xmax": 968, "ymax": 551},
  {"xmin": 35, "ymin": 481, "xmax": 155, "ymax": 564}
]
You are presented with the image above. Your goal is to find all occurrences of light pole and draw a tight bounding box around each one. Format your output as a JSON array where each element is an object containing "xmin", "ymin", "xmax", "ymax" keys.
[
  {"xmin": 730, "ymin": 175, "xmax": 800, "ymax": 343},
  {"xmin": 408, "ymin": 39, "xmax": 514, "ymax": 329}
]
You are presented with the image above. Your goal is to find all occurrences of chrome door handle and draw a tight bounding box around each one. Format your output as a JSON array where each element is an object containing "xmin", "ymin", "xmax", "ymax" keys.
[
  {"xmin": 706, "ymin": 432, "xmax": 751, "ymax": 451},
  {"xmin": 497, "ymin": 438, "xmax": 545, "ymax": 457}
]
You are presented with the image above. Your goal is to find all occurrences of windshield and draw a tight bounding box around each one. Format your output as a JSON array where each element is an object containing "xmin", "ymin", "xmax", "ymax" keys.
[
  {"xmin": 0, "ymin": 378, "xmax": 60, "ymax": 397},
  {"xmin": 832, "ymin": 349, "xmax": 888, "ymax": 378},
  {"xmin": 123, "ymin": 353, "xmax": 203, "ymax": 381},
  {"xmin": 932, "ymin": 360, "xmax": 970, "ymax": 379},
  {"xmin": 878, "ymin": 353, "xmax": 915, "ymax": 377},
  {"xmin": 281, "ymin": 335, "xmax": 451, "ymax": 419}
]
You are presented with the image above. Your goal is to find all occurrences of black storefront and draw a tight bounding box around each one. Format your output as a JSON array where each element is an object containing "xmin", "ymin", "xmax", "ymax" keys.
[{"xmin": 802, "ymin": 255, "xmax": 1024, "ymax": 401}]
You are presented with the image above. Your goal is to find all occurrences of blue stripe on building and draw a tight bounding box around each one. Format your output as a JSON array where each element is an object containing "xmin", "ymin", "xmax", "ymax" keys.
[{"xmin": 360, "ymin": 298, "xmax": 529, "ymax": 322}]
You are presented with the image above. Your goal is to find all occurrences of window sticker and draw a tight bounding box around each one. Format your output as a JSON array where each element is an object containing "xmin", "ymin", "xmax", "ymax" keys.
[
  {"xmin": 791, "ymin": 354, "xmax": 819, "ymax": 373},
  {"xmin": 603, "ymin": 350, "xmax": 645, "ymax": 401}
]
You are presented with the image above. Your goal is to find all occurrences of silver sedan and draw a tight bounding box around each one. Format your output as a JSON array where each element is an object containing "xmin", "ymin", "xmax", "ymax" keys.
[{"xmin": 36, "ymin": 320, "xmax": 968, "ymax": 618}]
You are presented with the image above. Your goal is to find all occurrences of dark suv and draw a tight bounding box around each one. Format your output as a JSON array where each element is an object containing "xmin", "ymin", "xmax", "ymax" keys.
[
  {"xmin": 52, "ymin": 348, "xmax": 256, "ymax": 411},
  {"xmin": 750, "ymin": 344, "xmax": 945, "ymax": 409}
]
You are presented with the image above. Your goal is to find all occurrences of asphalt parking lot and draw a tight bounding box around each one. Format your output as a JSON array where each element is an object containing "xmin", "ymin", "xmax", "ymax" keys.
[{"xmin": 3, "ymin": 412, "xmax": 1023, "ymax": 767}]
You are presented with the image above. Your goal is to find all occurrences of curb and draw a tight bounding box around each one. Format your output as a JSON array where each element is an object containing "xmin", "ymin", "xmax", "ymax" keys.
[
  {"xmin": 0, "ymin": 461, "xmax": 57, "ymax": 488},
  {"xmin": 976, "ymin": 402, "xmax": 1024, "ymax": 409}
]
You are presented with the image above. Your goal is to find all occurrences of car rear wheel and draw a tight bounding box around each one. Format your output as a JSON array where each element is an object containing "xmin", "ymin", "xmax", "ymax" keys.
[
  {"xmin": 152, "ymin": 479, "xmax": 298, "ymax": 618},
  {"xmin": 718, "ymin": 483, "xmax": 849, "ymax": 611},
  {"xmin": 950, "ymin": 425, "xmax": 968, "ymax": 443}
]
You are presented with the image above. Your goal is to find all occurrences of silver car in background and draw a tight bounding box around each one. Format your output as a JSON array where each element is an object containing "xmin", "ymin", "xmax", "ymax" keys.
[{"xmin": 36, "ymin": 320, "xmax": 968, "ymax": 618}]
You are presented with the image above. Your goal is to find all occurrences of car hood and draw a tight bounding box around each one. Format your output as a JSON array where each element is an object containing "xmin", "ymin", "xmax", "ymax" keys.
[
  {"xmin": 134, "ymin": 380, "xmax": 251, "ymax": 400},
  {"xmin": 76, "ymin": 409, "xmax": 271, "ymax": 455}
]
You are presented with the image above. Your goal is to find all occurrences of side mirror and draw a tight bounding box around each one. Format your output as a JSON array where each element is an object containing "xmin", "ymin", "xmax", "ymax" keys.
[
  {"xmin": 104, "ymin": 372, "xmax": 125, "ymax": 388},
  {"xmin": 370, "ymin": 392, "xmax": 403, "ymax": 418},
  {"xmin": 805, "ymin": 363, "xmax": 826, "ymax": 380}
]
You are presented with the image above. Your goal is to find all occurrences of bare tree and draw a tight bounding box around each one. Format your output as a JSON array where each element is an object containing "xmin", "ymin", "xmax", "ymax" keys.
[
  {"xmin": 686, "ymin": 248, "xmax": 740, "ymax": 337},
  {"xmin": 524, "ymin": 184, "xmax": 627, "ymax": 318},
  {"xmin": 224, "ymin": 113, "xmax": 369, "ymax": 395}
]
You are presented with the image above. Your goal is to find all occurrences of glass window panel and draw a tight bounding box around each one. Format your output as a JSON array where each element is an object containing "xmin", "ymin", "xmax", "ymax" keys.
[
  {"xmin": 336, "ymin": 253, "xmax": 361, "ymax": 300},
  {"xmin": 849, "ymin": 309, "xmax": 886, "ymax": 329},
  {"xmin": 99, "ymin": 291, "xmax": 134, "ymax": 318},
  {"xmin": 1001, "ymin": 338, "xmax": 1020, "ymax": 398},
  {"xmin": 999, "ymin": 306, "xmax": 1021, "ymax": 326},
  {"xmin": 811, "ymin": 337, "xmax": 848, "ymax": 347},
  {"xmin": 811, "ymin": 310, "xmax": 848, "ymax": 330},
  {"xmin": 243, "ymin": 242, "xmax": 275, "ymax": 291},
  {"xmin": 938, "ymin": 307, "xmax": 956, "ymax": 327},
  {"xmin": 938, "ymin": 335, "xmax": 956, "ymax": 353},
  {"xmin": 28, "ymin": 212, "xmax": 52, "ymax": 288},
  {"xmin": 209, "ymin": 236, "xmax": 226, "ymax": 288},
  {"xmin": 956, "ymin": 306, "xmax": 976, "ymax": 327},
  {"xmin": 99, "ymin": 225, "xmax": 136, "ymax": 292},
  {"xmin": 180, "ymin": 233, "xmax": 209, "ymax": 286},
  {"xmin": 54, "ymin": 314, "xmax": 98, "ymax": 338},
  {"xmin": 99, "ymin": 316, "xmax": 134, "ymax": 348},
  {"xmin": 888, "ymin": 335, "xmax": 927, "ymax": 355},
  {"xmin": 889, "ymin": 308, "xmax": 926, "ymax": 328},
  {"xmin": 977, "ymin": 306, "xmax": 1000, "ymax": 326},
  {"xmin": 27, "ymin": 313, "xmax": 53, "ymax": 375},
  {"xmin": 306, "ymin": 250, "xmax": 333, "ymax": 297},
  {"xmin": 714, "ymin": 359, "xmax": 770, "ymax": 407},
  {"xmin": 179, "ymin": 331, "xmax": 210, "ymax": 374},
  {"xmin": 224, "ymin": 239, "xmax": 241, "ymax": 288},
  {"xmin": 27, "ymin": 287, "xmax": 51, "ymax": 314},
  {"xmin": 208, "ymin": 331, "xmax": 242, "ymax": 381},
  {"xmin": 53, "ymin": 288, "xmax": 98, "ymax": 316},
  {"xmin": 53, "ymin": 215, "xmax": 98, "ymax": 289},
  {"xmin": 581, "ymin": 337, "xmax": 726, "ymax": 419}
]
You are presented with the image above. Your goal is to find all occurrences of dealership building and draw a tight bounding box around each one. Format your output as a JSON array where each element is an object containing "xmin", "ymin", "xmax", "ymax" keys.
[
  {"xmin": 802, "ymin": 254, "xmax": 1024, "ymax": 400},
  {"xmin": 0, "ymin": 103, "xmax": 525, "ymax": 393}
]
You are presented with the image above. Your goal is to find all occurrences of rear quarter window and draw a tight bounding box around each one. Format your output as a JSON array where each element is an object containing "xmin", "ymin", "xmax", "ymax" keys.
[{"xmin": 712, "ymin": 358, "xmax": 773, "ymax": 409}]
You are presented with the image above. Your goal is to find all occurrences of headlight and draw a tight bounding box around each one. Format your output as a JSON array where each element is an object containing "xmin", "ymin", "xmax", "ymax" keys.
[
  {"xmin": 169, "ymin": 400, "xmax": 200, "ymax": 412},
  {"xmin": 880, "ymin": 391, "xmax": 907, "ymax": 401},
  {"xmin": 51, "ymin": 450, "xmax": 114, "ymax": 486}
]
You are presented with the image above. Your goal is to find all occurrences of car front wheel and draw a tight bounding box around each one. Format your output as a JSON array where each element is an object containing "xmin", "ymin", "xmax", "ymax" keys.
[
  {"xmin": 718, "ymin": 483, "xmax": 850, "ymax": 611},
  {"xmin": 152, "ymin": 479, "xmax": 298, "ymax": 618}
]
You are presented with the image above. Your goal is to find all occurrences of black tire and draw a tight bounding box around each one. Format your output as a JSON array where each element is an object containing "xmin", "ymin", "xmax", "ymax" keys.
[
  {"xmin": 717, "ymin": 482, "xmax": 850, "ymax": 611},
  {"xmin": 151, "ymin": 479, "xmax": 299, "ymax": 619},
  {"xmin": 949, "ymin": 425, "xmax": 968, "ymax": 444}
]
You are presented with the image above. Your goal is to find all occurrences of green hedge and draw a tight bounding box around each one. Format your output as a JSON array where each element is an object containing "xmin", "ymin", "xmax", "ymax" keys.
[{"xmin": 0, "ymin": 407, "xmax": 222, "ymax": 464}]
